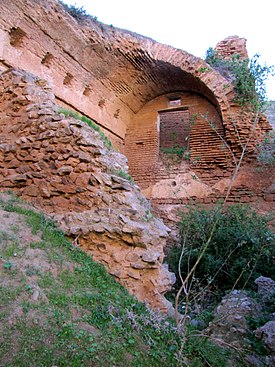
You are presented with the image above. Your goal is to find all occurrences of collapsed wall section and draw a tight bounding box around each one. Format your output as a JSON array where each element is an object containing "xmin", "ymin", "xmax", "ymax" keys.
[
  {"xmin": 1, "ymin": 0, "xmax": 261, "ymax": 160},
  {"xmin": 0, "ymin": 68, "xmax": 175, "ymax": 313}
]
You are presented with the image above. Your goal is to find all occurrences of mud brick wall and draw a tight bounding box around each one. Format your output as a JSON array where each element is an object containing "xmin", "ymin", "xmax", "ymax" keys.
[
  {"xmin": 0, "ymin": 0, "xmax": 132, "ymax": 150},
  {"xmin": 223, "ymin": 108, "xmax": 271, "ymax": 159}
]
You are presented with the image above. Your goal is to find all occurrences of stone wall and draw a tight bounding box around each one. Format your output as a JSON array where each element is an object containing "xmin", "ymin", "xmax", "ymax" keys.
[
  {"xmin": 0, "ymin": 68, "xmax": 175, "ymax": 313},
  {"xmin": 215, "ymin": 35, "xmax": 249, "ymax": 60}
]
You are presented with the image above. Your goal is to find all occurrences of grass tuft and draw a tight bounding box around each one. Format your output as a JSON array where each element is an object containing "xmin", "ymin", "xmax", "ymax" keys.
[{"xmin": 59, "ymin": 108, "xmax": 112, "ymax": 149}]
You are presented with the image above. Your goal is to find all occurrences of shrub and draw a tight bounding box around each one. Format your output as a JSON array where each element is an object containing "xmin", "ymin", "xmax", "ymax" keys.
[
  {"xmin": 205, "ymin": 47, "xmax": 224, "ymax": 68},
  {"xmin": 204, "ymin": 48, "xmax": 274, "ymax": 111},
  {"xmin": 167, "ymin": 204, "xmax": 275, "ymax": 295}
]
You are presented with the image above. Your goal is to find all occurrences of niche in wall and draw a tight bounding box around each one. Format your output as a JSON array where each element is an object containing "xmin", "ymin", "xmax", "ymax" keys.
[{"xmin": 159, "ymin": 107, "xmax": 190, "ymax": 150}]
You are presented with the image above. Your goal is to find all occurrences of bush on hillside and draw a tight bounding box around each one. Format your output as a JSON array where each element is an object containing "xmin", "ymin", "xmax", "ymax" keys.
[
  {"xmin": 167, "ymin": 204, "xmax": 274, "ymax": 298},
  {"xmin": 60, "ymin": 1, "xmax": 97, "ymax": 22}
]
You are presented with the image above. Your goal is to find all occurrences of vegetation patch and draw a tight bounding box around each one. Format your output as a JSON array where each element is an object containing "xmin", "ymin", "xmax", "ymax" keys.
[
  {"xmin": 257, "ymin": 130, "xmax": 275, "ymax": 166},
  {"xmin": 59, "ymin": 1, "xmax": 97, "ymax": 22},
  {"xmin": 59, "ymin": 108, "xmax": 112, "ymax": 149},
  {"xmin": 0, "ymin": 192, "xmax": 233, "ymax": 366},
  {"xmin": 111, "ymin": 169, "xmax": 135, "ymax": 184},
  {"xmin": 167, "ymin": 204, "xmax": 275, "ymax": 310},
  {"xmin": 160, "ymin": 146, "xmax": 187, "ymax": 158},
  {"xmin": 205, "ymin": 48, "xmax": 274, "ymax": 111}
]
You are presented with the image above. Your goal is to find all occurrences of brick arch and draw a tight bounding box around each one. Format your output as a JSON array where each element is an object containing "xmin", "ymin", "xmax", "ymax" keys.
[
  {"xmin": 1, "ymin": 0, "xmax": 265, "ymax": 161},
  {"xmin": 103, "ymin": 32, "xmax": 232, "ymax": 122}
]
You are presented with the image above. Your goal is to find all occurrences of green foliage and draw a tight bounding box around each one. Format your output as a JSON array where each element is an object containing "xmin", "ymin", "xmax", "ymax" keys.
[
  {"xmin": 204, "ymin": 48, "xmax": 274, "ymax": 112},
  {"xmin": 112, "ymin": 169, "xmax": 135, "ymax": 184},
  {"xmin": 2, "ymin": 194, "xmax": 204, "ymax": 367},
  {"xmin": 205, "ymin": 47, "xmax": 224, "ymax": 67},
  {"xmin": 257, "ymin": 130, "xmax": 275, "ymax": 165},
  {"xmin": 59, "ymin": 1, "xmax": 97, "ymax": 22},
  {"xmin": 190, "ymin": 113, "xmax": 199, "ymax": 126},
  {"xmin": 167, "ymin": 204, "xmax": 275, "ymax": 294},
  {"xmin": 230, "ymin": 54, "xmax": 273, "ymax": 111},
  {"xmin": 3, "ymin": 261, "xmax": 14, "ymax": 270},
  {"xmin": 0, "ymin": 193, "xmax": 232, "ymax": 367},
  {"xmin": 59, "ymin": 108, "xmax": 112, "ymax": 149},
  {"xmin": 160, "ymin": 145, "xmax": 190, "ymax": 163},
  {"xmin": 160, "ymin": 146, "xmax": 187, "ymax": 158},
  {"xmin": 247, "ymin": 291, "xmax": 275, "ymax": 335},
  {"xmin": 198, "ymin": 66, "xmax": 210, "ymax": 73},
  {"xmin": 183, "ymin": 332, "xmax": 231, "ymax": 367}
]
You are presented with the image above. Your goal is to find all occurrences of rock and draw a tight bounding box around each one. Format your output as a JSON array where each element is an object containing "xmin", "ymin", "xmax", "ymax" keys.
[
  {"xmin": 122, "ymin": 221, "xmax": 146, "ymax": 235},
  {"xmin": 148, "ymin": 173, "xmax": 212, "ymax": 199},
  {"xmin": 131, "ymin": 262, "xmax": 147, "ymax": 270},
  {"xmin": 11, "ymin": 174, "xmax": 28, "ymax": 182},
  {"xmin": 57, "ymin": 165, "xmax": 73, "ymax": 175},
  {"xmin": 75, "ymin": 172, "xmax": 91, "ymax": 187},
  {"xmin": 208, "ymin": 290, "xmax": 262, "ymax": 350},
  {"xmin": 77, "ymin": 151, "xmax": 91, "ymax": 162},
  {"xmin": 255, "ymin": 321, "xmax": 275, "ymax": 353},
  {"xmin": 141, "ymin": 250, "xmax": 161, "ymax": 263},
  {"xmin": 23, "ymin": 184, "xmax": 39, "ymax": 197},
  {"xmin": 127, "ymin": 270, "xmax": 141, "ymax": 280},
  {"xmin": 255, "ymin": 276, "xmax": 275, "ymax": 302},
  {"xmin": 32, "ymin": 289, "xmax": 40, "ymax": 301}
]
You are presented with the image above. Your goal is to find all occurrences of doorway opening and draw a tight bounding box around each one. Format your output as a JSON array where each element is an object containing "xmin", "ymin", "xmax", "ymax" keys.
[{"xmin": 159, "ymin": 107, "xmax": 190, "ymax": 152}]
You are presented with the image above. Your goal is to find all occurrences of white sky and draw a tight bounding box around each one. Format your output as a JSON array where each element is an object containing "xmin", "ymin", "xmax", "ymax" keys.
[{"xmin": 63, "ymin": 0, "xmax": 275, "ymax": 100}]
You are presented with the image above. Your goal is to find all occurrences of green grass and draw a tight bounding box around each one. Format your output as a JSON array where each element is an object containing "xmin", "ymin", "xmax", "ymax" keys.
[
  {"xmin": 111, "ymin": 169, "xmax": 135, "ymax": 184},
  {"xmin": 160, "ymin": 146, "xmax": 190, "ymax": 162},
  {"xmin": 0, "ymin": 193, "xmax": 232, "ymax": 366},
  {"xmin": 59, "ymin": 108, "xmax": 112, "ymax": 149},
  {"xmin": 0, "ymin": 231, "xmax": 19, "ymax": 258}
]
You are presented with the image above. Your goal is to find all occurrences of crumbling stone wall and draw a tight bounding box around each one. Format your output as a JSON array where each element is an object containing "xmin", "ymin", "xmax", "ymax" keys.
[
  {"xmin": 0, "ymin": 68, "xmax": 175, "ymax": 313},
  {"xmin": 215, "ymin": 35, "xmax": 249, "ymax": 60}
]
